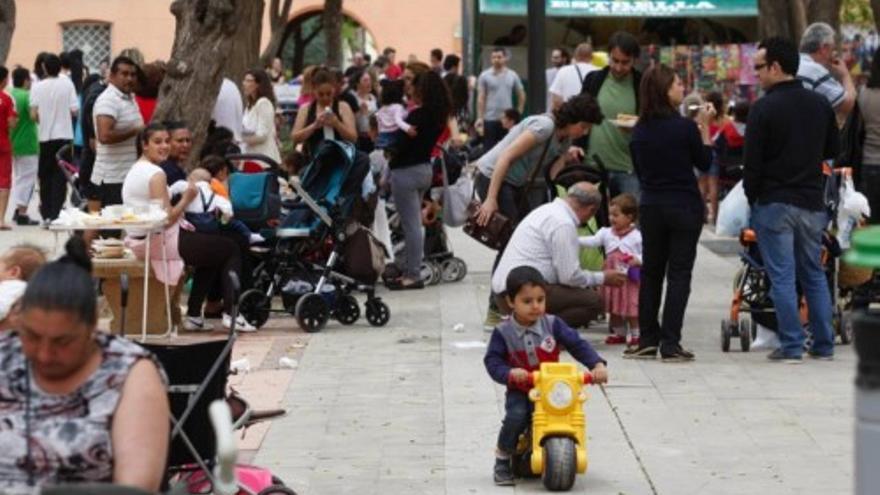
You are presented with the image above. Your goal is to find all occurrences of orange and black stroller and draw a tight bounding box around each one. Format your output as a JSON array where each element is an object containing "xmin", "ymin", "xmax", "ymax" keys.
[{"xmin": 720, "ymin": 166, "xmax": 859, "ymax": 352}]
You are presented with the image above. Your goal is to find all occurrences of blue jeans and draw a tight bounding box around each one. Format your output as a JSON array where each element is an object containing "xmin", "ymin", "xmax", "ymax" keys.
[
  {"xmin": 607, "ymin": 170, "xmax": 640, "ymax": 199},
  {"xmin": 752, "ymin": 203, "xmax": 834, "ymax": 357},
  {"xmin": 497, "ymin": 390, "xmax": 533, "ymax": 455}
]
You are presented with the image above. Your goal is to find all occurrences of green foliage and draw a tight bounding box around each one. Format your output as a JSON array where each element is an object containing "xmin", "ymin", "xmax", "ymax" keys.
[{"xmin": 841, "ymin": 0, "xmax": 875, "ymax": 28}]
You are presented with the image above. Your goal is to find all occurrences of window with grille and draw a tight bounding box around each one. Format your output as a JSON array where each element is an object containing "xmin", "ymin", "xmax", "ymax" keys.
[{"xmin": 62, "ymin": 23, "xmax": 112, "ymax": 73}]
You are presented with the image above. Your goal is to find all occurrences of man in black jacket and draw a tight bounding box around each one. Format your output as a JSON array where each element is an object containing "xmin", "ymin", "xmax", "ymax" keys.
[
  {"xmin": 580, "ymin": 31, "xmax": 642, "ymax": 198},
  {"xmin": 744, "ymin": 37, "xmax": 840, "ymax": 364}
]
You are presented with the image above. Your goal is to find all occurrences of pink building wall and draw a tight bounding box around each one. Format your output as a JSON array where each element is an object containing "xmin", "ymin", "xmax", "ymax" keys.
[{"xmin": 5, "ymin": 0, "xmax": 461, "ymax": 70}]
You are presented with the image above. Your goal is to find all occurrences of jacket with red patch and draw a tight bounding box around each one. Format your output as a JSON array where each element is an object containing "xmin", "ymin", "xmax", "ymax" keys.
[{"xmin": 484, "ymin": 314, "xmax": 606, "ymax": 392}]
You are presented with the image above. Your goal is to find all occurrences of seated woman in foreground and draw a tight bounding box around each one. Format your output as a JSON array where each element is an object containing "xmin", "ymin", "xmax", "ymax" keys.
[{"xmin": 0, "ymin": 238, "xmax": 170, "ymax": 494}]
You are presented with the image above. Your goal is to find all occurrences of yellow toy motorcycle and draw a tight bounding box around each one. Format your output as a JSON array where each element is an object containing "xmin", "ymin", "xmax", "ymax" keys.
[{"xmin": 511, "ymin": 362, "xmax": 592, "ymax": 491}]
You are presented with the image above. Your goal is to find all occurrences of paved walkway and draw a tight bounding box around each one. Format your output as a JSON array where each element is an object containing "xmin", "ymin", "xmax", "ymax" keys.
[{"xmin": 253, "ymin": 228, "xmax": 856, "ymax": 495}]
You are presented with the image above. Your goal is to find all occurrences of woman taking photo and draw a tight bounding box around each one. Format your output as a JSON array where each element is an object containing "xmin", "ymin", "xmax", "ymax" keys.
[
  {"xmin": 349, "ymin": 69, "xmax": 378, "ymax": 152},
  {"xmin": 386, "ymin": 70, "xmax": 452, "ymax": 290},
  {"xmin": 624, "ymin": 64, "xmax": 713, "ymax": 362},
  {"xmin": 122, "ymin": 123, "xmax": 254, "ymax": 332},
  {"xmin": 0, "ymin": 238, "xmax": 169, "ymax": 493},
  {"xmin": 241, "ymin": 69, "xmax": 281, "ymax": 166},
  {"xmin": 291, "ymin": 67, "xmax": 357, "ymax": 161}
]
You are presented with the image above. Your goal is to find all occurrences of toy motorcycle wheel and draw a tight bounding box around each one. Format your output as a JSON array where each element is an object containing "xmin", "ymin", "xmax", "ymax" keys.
[
  {"xmin": 542, "ymin": 437, "xmax": 577, "ymax": 491},
  {"xmin": 738, "ymin": 318, "xmax": 752, "ymax": 352},
  {"xmin": 334, "ymin": 295, "xmax": 360, "ymax": 325},
  {"xmin": 720, "ymin": 319, "xmax": 732, "ymax": 353},
  {"xmin": 295, "ymin": 293, "xmax": 329, "ymax": 333},
  {"xmin": 441, "ymin": 257, "xmax": 468, "ymax": 283},
  {"xmin": 365, "ymin": 299, "xmax": 391, "ymax": 327},
  {"xmin": 239, "ymin": 289, "xmax": 271, "ymax": 329}
]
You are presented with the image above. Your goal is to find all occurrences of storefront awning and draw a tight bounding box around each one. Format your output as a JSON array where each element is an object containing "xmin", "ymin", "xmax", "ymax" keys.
[{"xmin": 479, "ymin": 0, "xmax": 758, "ymax": 17}]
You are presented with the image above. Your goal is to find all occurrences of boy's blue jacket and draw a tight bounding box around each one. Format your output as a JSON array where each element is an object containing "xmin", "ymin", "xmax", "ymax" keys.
[{"xmin": 484, "ymin": 314, "xmax": 606, "ymax": 392}]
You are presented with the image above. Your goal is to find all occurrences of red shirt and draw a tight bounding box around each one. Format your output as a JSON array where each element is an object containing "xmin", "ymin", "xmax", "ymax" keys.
[
  {"xmin": 135, "ymin": 95, "xmax": 157, "ymax": 124},
  {"xmin": 385, "ymin": 64, "xmax": 403, "ymax": 80},
  {"xmin": 0, "ymin": 91, "xmax": 17, "ymax": 153}
]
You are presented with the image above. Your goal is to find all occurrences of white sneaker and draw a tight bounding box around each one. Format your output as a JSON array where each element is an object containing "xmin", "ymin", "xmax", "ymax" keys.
[
  {"xmin": 183, "ymin": 316, "xmax": 214, "ymax": 332},
  {"xmin": 223, "ymin": 313, "xmax": 257, "ymax": 332},
  {"xmin": 249, "ymin": 233, "xmax": 266, "ymax": 244}
]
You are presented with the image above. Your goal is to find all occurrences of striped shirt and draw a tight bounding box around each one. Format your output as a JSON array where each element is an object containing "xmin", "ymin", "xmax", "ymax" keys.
[
  {"xmin": 92, "ymin": 84, "xmax": 143, "ymax": 185},
  {"xmin": 796, "ymin": 53, "xmax": 845, "ymax": 109},
  {"xmin": 491, "ymin": 198, "xmax": 605, "ymax": 294}
]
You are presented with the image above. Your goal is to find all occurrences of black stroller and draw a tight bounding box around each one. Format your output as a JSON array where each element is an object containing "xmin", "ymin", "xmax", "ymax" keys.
[
  {"xmin": 117, "ymin": 272, "xmax": 294, "ymax": 495},
  {"xmin": 238, "ymin": 140, "xmax": 391, "ymax": 333}
]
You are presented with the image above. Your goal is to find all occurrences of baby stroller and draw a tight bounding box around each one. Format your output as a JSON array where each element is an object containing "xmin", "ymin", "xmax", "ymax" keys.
[
  {"xmin": 382, "ymin": 145, "xmax": 469, "ymax": 286},
  {"xmin": 238, "ymin": 140, "xmax": 391, "ymax": 333},
  {"xmin": 227, "ymin": 153, "xmax": 283, "ymax": 232},
  {"xmin": 55, "ymin": 143, "xmax": 86, "ymax": 209},
  {"xmin": 720, "ymin": 166, "xmax": 855, "ymax": 352},
  {"xmin": 116, "ymin": 272, "xmax": 294, "ymax": 495}
]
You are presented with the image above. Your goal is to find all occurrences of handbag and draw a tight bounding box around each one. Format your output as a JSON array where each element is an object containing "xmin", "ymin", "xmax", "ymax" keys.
[
  {"xmin": 463, "ymin": 136, "xmax": 554, "ymax": 249},
  {"xmin": 441, "ymin": 151, "xmax": 474, "ymax": 227},
  {"xmin": 184, "ymin": 189, "xmax": 221, "ymax": 233}
]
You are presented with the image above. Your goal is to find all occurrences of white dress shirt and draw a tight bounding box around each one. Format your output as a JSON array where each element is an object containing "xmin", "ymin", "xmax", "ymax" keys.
[{"xmin": 492, "ymin": 198, "xmax": 605, "ymax": 294}]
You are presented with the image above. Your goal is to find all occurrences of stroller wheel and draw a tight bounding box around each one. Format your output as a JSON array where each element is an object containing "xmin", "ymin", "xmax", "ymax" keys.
[
  {"xmin": 365, "ymin": 299, "xmax": 391, "ymax": 327},
  {"xmin": 257, "ymin": 486, "xmax": 297, "ymax": 495},
  {"xmin": 838, "ymin": 310, "xmax": 853, "ymax": 344},
  {"xmin": 739, "ymin": 318, "xmax": 752, "ymax": 352},
  {"xmin": 420, "ymin": 262, "xmax": 440, "ymax": 286},
  {"xmin": 239, "ymin": 289, "xmax": 271, "ymax": 329},
  {"xmin": 720, "ymin": 319, "xmax": 732, "ymax": 352},
  {"xmin": 334, "ymin": 295, "xmax": 361, "ymax": 325},
  {"xmin": 441, "ymin": 257, "xmax": 468, "ymax": 283},
  {"xmin": 295, "ymin": 293, "xmax": 329, "ymax": 333}
]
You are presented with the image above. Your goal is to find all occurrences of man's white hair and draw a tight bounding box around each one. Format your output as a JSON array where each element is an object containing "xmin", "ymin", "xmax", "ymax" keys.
[{"xmin": 800, "ymin": 22, "xmax": 837, "ymax": 54}]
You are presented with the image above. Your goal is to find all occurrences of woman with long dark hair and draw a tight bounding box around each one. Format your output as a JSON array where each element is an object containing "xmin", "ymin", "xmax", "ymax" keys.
[
  {"xmin": 858, "ymin": 48, "xmax": 880, "ymax": 222},
  {"xmin": 623, "ymin": 64, "xmax": 713, "ymax": 362},
  {"xmin": 290, "ymin": 66, "xmax": 357, "ymax": 160},
  {"xmin": 241, "ymin": 69, "xmax": 281, "ymax": 164},
  {"xmin": 386, "ymin": 69, "xmax": 452, "ymax": 290}
]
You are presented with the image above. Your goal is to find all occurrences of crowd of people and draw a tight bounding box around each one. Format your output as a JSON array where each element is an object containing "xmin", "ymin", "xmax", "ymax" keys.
[{"xmin": 0, "ymin": 18, "xmax": 872, "ymax": 491}]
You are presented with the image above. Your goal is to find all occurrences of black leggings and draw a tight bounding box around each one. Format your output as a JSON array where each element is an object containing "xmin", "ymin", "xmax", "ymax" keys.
[{"xmin": 178, "ymin": 229, "xmax": 242, "ymax": 317}]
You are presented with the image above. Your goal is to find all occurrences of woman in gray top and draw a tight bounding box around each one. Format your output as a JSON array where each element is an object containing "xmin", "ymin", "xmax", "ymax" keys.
[
  {"xmin": 859, "ymin": 49, "xmax": 880, "ymax": 223},
  {"xmin": 475, "ymin": 94, "xmax": 604, "ymax": 227}
]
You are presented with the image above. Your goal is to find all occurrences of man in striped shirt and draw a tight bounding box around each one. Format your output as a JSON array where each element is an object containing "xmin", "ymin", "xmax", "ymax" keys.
[
  {"xmin": 797, "ymin": 22, "xmax": 856, "ymax": 119},
  {"xmin": 491, "ymin": 182, "xmax": 626, "ymax": 328},
  {"xmin": 91, "ymin": 56, "xmax": 144, "ymax": 209}
]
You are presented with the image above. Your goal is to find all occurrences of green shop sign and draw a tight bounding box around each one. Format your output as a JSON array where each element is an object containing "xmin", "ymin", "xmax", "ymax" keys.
[{"xmin": 479, "ymin": 0, "xmax": 758, "ymax": 17}]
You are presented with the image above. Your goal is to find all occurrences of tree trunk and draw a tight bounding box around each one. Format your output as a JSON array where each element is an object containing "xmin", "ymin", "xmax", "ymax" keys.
[
  {"xmin": 872, "ymin": 0, "xmax": 880, "ymax": 33},
  {"xmin": 759, "ymin": 0, "xmax": 797, "ymax": 39},
  {"xmin": 790, "ymin": 0, "xmax": 808, "ymax": 41},
  {"xmin": 323, "ymin": 0, "xmax": 343, "ymax": 68},
  {"xmin": 259, "ymin": 0, "xmax": 294, "ymax": 67},
  {"xmin": 223, "ymin": 0, "xmax": 264, "ymax": 84},
  {"xmin": 155, "ymin": 0, "xmax": 260, "ymax": 168},
  {"xmin": 807, "ymin": 0, "xmax": 843, "ymax": 29},
  {"xmin": 0, "ymin": 0, "xmax": 15, "ymax": 66}
]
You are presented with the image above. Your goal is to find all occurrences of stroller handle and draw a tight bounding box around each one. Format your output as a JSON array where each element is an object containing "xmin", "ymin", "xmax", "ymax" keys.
[
  {"xmin": 225, "ymin": 153, "xmax": 280, "ymax": 172},
  {"xmin": 209, "ymin": 400, "xmax": 239, "ymax": 495}
]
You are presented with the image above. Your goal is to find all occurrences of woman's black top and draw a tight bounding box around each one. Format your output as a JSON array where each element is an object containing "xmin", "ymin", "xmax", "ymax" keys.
[
  {"xmin": 630, "ymin": 114, "xmax": 713, "ymax": 208},
  {"xmin": 389, "ymin": 107, "xmax": 445, "ymax": 170},
  {"xmin": 303, "ymin": 99, "xmax": 342, "ymax": 159}
]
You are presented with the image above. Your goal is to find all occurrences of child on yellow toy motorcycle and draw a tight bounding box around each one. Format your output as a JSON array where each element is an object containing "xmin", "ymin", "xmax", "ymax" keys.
[{"xmin": 484, "ymin": 266, "xmax": 608, "ymax": 486}]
